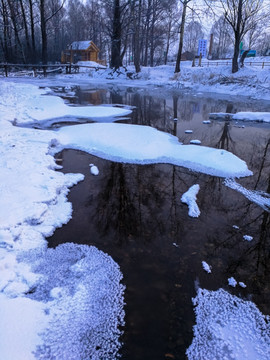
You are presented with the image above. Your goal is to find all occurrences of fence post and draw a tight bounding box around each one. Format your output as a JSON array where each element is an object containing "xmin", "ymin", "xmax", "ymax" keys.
[
  {"xmin": 4, "ymin": 64, "xmax": 8, "ymax": 77},
  {"xmin": 198, "ymin": 54, "xmax": 202, "ymax": 67},
  {"xmin": 262, "ymin": 62, "xmax": 264, "ymax": 69}
]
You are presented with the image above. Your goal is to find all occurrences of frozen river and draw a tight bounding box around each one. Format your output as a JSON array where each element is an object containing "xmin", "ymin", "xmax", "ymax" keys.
[{"xmin": 45, "ymin": 85, "xmax": 270, "ymax": 359}]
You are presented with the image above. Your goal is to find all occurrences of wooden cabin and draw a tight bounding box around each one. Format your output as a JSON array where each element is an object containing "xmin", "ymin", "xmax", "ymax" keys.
[{"xmin": 61, "ymin": 41, "xmax": 105, "ymax": 65}]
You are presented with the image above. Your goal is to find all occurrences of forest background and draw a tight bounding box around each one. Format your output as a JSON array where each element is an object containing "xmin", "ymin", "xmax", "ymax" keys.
[{"xmin": 0, "ymin": 0, "xmax": 270, "ymax": 74}]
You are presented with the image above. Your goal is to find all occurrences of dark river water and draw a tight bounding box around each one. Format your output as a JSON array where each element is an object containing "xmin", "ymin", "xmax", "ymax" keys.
[{"xmin": 46, "ymin": 84, "xmax": 270, "ymax": 360}]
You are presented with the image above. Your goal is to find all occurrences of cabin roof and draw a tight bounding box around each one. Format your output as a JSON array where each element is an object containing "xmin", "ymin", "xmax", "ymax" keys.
[{"xmin": 69, "ymin": 41, "xmax": 99, "ymax": 52}]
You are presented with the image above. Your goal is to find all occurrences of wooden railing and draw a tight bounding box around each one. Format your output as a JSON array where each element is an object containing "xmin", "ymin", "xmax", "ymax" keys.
[
  {"xmin": 200, "ymin": 60, "xmax": 270, "ymax": 69},
  {"xmin": 0, "ymin": 62, "xmax": 107, "ymax": 77}
]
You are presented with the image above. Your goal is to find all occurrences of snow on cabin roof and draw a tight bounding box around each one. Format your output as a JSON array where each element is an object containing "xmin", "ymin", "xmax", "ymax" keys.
[{"xmin": 70, "ymin": 41, "xmax": 94, "ymax": 50}]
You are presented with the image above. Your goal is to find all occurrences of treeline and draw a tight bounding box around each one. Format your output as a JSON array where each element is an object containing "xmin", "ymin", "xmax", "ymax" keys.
[{"xmin": 0, "ymin": 0, "xmax": 269, "ymax": 70}]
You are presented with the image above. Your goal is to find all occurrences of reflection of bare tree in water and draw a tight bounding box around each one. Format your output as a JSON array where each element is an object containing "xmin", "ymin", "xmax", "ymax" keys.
[
  {"xmin": 214, "ymin": 103, "xmax": 235, "ymax": 151},
  {"xmin": 204, "ymin": 171, "xmax": 270, "ymax": 312},
  {"xmin": 92, "ymin": 162, "xmax": 190, "ymax": 245},
  {"xmin": 96, "ymin": 163, "xmax": 139, "ymax": 243},
  {"xmin": 254, "ymin": 176, "xmax": 270, "ymax": 278},
  {"xmin": 215, "ymin": 121, "xmax": 235, "ymax": 151},
  {"xmin": 254, "ymin": 138, "xmax": 270, "ymax": 190}
]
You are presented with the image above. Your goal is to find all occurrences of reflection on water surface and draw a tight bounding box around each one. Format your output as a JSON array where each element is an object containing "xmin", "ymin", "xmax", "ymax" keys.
[{"xmin": 48, "ymin": 85, "xmax": 270, "ymax": 360}]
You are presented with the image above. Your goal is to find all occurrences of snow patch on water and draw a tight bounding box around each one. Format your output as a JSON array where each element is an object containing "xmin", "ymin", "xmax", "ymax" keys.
[
  {"xmin": 20, "ymin": 243, "xmax": 125, "ymax": 360},
  {"xmin": 181, "ymin": 184, "xmax": 201, "ymax": 218},
  {"xmin": 186, "ymin": 288, "xmax": 270, "ymax": 360},
  {"xmin": 224, "ymin": 179, "xmax": 270, "ymax": 212}
]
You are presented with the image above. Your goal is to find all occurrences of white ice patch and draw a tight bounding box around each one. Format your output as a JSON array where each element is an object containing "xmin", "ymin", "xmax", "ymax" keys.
[
  {"xmin": 243, "ymin": 235, "xmax": 253, "ymax": 242},
  {"xmin": 209, "ymin": 112, "xmax": 270, "ymax": 123},
  {"xmin": 185, "ymin": 130, "xmax": 193, "ymax": 134},
  {"xmin": 0, "ymin": 243, "xmax": 125, "ymax": 360},
  {"xmin": 228, "ymin": 277, "xmax": 237, "ymax": 287},
  {"xmin": 16, "ymin": 91, "xmax": 132, "ymax": 124},
  {"xmin": 190, "ymin": 139, "xmax": 201, "ymax": 145},
  {"xmin": 89, "ymin": 163, "xmax": 99, "ymax": 176},
  {"xmin": 224, "ymin": 178, "xmax": 270, "ymax": 212},
  {"xmin": 239, "ymin": 282, "xmax": 247, "ymax": 288},
  {"xmin": 233, "ymin": 112, "xmax": 270, "ymax": 123},
  {"xmin": 186, "ymin": 288, "xmax": 270, "ymax": 360},
  {"xmin": 202, "ymin": 261, "xmax": 212, "ymax": 274},
  {"xmin": 181, "ymin": 184, "xmax": 201, "ymax": 218},
  {"xmin": 57, "ymin": 123, "xmax": 252, "ymax": 178}
]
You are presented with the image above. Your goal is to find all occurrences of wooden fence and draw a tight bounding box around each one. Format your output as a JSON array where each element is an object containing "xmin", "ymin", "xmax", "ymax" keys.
[
  {"xmin": 200, "ymin": 60, "xmax": 270, "ymax": 69},
  {"xmin": 0, "ymin": 63, "xmax": 106, "ymax": 77},
  {"xmin": 0, "ymin": 60, "xmax": 269, "ymax": 77}
]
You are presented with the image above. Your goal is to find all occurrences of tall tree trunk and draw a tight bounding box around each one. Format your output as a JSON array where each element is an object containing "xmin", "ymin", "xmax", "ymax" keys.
[
  {"xmin": 164, "ymin": 19, "xmax": 172, "ymax": 65},
  {"xmin": 133, "ymin": 0, "xmax": 141, "ymax": 73},
  {"xmin": 232, "ymin": 0, "xmax": 243, "ymax": 73},
  {"xmin": 7, "ymin": 0, "xmax": 26, "ymax": 62},
  {"xmin": 174, "ymin": 0, "xmax": 188, "ymax": 73},
  {"xmin": 1, "ymin": 0, "xmax": 11, "ymax": 61},
  {"xmin": 149, "ymin": 5, "xmax": 156, "ymax": 67},
  {"xmin": 40, "ymin": 0, "xmax": 48, "ymax": 64},
  {"xmin": 29, "ymin": 0, "xmax": 36, "ymax": 62},
  {"xmin": 19, "ymin": 0, "xmax": 31, "ymax": 62},
  {"xmin": 143, "ymin": 0, "xmax": 151, "ymax": 66},
  {"xmin": 110, "ymin": 0, "xmax": 122, "ymax": 69}
]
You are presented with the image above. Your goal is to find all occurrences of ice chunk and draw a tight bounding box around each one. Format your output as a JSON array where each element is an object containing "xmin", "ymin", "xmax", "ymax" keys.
[
  {"xmin": 181, "ymin": 184, "xmax": 200, "ymax": 218},
  {"xmin": 202, "ymin": 261, "xmax": 212, "ymax": 274},
  {"xmin": 228, "ymin": 277, "xmax": 237, "ymax": 287},
  {"xmin": 190, "ymin": 139, "xmax": 201, "ymax": 145},
  {"xmin": 243, "ymin": 235, "xmax": 253, "ymax": 242},
  {"xmin": 89, "ymin": 163, "xmax": 99, "ymax": 176}
]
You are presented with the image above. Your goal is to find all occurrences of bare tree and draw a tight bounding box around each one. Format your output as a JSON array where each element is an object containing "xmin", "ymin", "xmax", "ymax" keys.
[
  {"xmin": 0, "ymin": 0, "xmax": 12, "ymax": 62},
  {"xmin": 183, "ymin": 20, "xmax": 204, "ymax": 54},
  {"xmin": 164, "ymin": 1, "xmax": 179, "ymax": 64},
  {"xmin": 206, "ymin": 0, "xmax": 264, "ymax": 73},
  {"xmin": 39, "ymin": 0, "xmax": 66, "ymax": 64},
  {"xmin": 210, "ymin": 16, "xmax": 232, "ymax": 59},
  {"xmin": 175, "ymin": 0, "xmax": 192, "ymax": 73},
  {"xmin": 110, "ymin": 0, "xmax": 122, "ymax": 68}
]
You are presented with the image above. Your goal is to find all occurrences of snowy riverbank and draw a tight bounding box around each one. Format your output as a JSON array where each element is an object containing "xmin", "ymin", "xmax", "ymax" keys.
[{"xmin": 62, "ymin": 59, "xmax": 270, "ymax": 101}]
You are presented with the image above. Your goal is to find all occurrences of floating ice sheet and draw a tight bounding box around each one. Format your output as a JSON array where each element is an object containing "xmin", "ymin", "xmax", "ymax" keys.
[{"xmin": 56, "ymin": 123, "xmax": 252, "ymax": 178}]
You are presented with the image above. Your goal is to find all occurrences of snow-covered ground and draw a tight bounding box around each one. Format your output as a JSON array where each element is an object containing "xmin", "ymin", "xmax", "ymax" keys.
[
  {"xmin": 5, "ymin": 58, "xmax": 270, "ymax": 100},
  {"xmin": 48, "ymin": 58, "xmax": 270, "ymax": 101},
  {"xmin": 0, "ymin": 82, "xmax": 126, "ymax": 359},
  {"xmin": 1, "ymin": 59, "xmax": 270, "ymax": 359}
]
